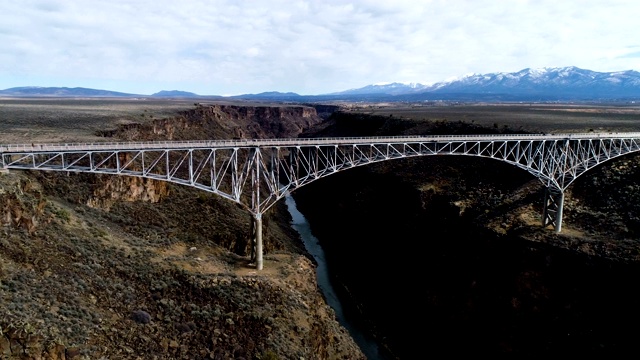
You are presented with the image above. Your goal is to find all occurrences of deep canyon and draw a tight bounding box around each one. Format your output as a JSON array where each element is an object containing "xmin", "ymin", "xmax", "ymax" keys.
[
  {"xmin": 293, "ymin": 110, "xmax": 640, "ymax": 358},
  {"xmin": 2, "ymin": 100, "xmax": 640, "ymax": 359}
]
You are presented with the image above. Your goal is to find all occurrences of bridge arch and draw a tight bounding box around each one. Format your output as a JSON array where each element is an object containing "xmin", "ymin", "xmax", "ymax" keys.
[{"xmin": 3, "ymin": 132, "xmax": 640, "ymax": 269}]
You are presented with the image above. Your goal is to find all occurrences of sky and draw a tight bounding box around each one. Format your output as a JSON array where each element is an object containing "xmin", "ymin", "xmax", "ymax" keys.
[{"xmin": 1, "ymin": 0, "xmax": 639, "ymax": 96}]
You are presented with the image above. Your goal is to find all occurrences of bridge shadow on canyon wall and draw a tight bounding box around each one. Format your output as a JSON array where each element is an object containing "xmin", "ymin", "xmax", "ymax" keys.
[{"xmin": 292, "ymin": 114, "xmax": 640, "ymax": 358}]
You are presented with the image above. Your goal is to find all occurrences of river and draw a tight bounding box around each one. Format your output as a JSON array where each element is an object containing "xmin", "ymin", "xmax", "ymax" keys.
[{"xmin": 284, "ymin": 195, "xmax": 386, "ymax": 360}]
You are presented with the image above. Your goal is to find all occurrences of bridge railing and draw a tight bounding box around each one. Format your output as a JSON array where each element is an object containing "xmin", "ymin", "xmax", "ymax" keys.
[{"xmin": 3, "ymin": 132, "xmax": 640, "ymax": 153}]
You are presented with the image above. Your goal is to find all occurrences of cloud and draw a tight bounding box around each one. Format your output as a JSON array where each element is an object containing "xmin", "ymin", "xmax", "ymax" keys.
[
  {"xmin": 617, "ymin": 48, "xmax": 640, "ymax": 59},
  {"xmin": 1, "ymin": 0, "xmax": 640, "ymax": 95}
]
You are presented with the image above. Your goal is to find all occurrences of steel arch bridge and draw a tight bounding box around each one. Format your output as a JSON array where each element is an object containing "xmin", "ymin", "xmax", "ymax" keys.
[{"xmin": 3, "ymin": 132, "xmax": 640, "ymax": 270}]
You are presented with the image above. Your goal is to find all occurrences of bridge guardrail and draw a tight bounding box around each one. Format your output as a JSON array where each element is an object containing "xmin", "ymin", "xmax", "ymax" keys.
[{"xmin": 2, "ymin": 132, "xmax": 640, "ymax": 153}]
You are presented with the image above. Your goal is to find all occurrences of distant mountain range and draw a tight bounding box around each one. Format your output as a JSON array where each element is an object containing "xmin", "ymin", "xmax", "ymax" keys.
[
  {"xmin": 3, "ymin": 67, "xmax": 640, "ymax": 102},
  {"xmin": 0, "ymin": 87, "xmax": 208, "ymax": 99},
  {"xmin": 0, "ymin": 86, "xmax": 139, "ymax": 97},
  {"xmin": 327, "ymin": 66, "xmax": 640, "ymax": 101}
]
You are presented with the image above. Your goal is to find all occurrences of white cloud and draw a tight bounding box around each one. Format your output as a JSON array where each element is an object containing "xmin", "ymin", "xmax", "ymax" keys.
[{"xmin": 1, "ymin": 0, "xmax": 639, "ymax": 95}]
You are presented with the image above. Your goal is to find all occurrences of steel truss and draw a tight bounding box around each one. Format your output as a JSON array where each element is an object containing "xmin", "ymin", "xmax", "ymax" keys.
[{"xmin": 3, "ymin": 132, "xmax": 640, "ymax": 269}]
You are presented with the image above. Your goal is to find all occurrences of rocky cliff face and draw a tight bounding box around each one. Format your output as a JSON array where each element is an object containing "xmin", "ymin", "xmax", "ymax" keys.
[
  {"xmin": 83, "ymin": 103, "xmax": 325, "ymax": 244},
  {"xmin": 85, "ymin": 176, "xmax": 170, "ymax": 211},
  {"xmin": 86, "ymin": 103, "xmax": 324, "ymax": 210},
  {"xmin": 100, "ymin": 104, "xmax": 323, "ymax": 141},
  {"xmin": 0, "ymin": 103, "xmax": 364, "ymax": 359}
]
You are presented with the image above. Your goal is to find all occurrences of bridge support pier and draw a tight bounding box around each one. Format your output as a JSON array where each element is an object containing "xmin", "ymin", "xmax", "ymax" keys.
[
  {"xmin": 555, "ymin": 192, "xmax": 564, "ymax": 233},
  {"xmin": 253, "ymin": 213, "xmax": 263, "ymax": 270},
  {"xmin": 542, "ymin": 187, "xmax": 564, "ymax": 233}
]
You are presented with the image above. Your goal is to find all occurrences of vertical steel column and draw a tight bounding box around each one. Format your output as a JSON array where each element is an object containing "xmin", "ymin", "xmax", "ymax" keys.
[
  {"xmin": 188, "ymin": 149, "xmax": 194, "ymax": 185},
  {"xmin": 251, "ymin": 148, "xmax": 264, "ymax": 270},
  {"xmin": 165, "ymin": 150, "xmax": 170, "ymax": 180}
]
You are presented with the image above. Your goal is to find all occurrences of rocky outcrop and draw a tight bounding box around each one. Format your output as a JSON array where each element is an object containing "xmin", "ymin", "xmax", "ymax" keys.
[
  {"xmin": 0, "ymin": 175, "xmax": 48, "ymax": 235},
  {"xmin": 99, "ymin": 104, "xmax": 324, "ymax": 141},
  {"xmin": 0, "ymin": 325, "xmax": 68, "ymax": 359},
  {"xmin": 86, "ymin": 103, "xmax": 324, "ymax": 211},
  {"xmin": 86, "ymin": 175, "xmax": 170, "ymax": 211}
]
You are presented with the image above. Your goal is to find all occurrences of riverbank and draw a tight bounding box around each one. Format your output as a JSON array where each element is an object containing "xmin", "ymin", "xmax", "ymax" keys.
[{"xmin": 285, "ymin": 195, "xmax": 387, "ymax": 360}]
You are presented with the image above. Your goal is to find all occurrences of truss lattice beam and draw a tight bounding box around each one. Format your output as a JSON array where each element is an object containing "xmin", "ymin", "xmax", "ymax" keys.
[
  {"xmin": 5, "ymin": 133, "xmax": 640, "ymax": 269},
  {"xmin": 4, "ymin": 133, "xmax": 640, "ymax": 212}
]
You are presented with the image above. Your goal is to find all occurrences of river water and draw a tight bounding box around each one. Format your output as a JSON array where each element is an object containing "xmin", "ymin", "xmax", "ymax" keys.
[{"xmin": 284, "ymin": 195, "xmax": 386, "ymax": 360}]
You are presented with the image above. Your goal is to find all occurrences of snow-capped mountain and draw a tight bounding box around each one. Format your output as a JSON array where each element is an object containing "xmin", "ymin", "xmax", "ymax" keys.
[
  {"xmin": 335, "ymin": 67, "xmax": 640, "ymax": 100},
  {"xmin": 3, "ymin": 67, "xmax": 640, "ymax": 102}
]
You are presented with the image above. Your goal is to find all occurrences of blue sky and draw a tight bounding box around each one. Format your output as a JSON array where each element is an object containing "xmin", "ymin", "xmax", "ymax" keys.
[{"xmin": 1, "ymin": 0, "xmax": 639, "ymax": 96}]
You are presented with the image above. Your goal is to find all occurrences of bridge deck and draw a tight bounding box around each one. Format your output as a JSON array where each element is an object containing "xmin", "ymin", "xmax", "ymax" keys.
[{"xmin": 2, "ymin": 132, "xmax": 638, "ymax": 153}]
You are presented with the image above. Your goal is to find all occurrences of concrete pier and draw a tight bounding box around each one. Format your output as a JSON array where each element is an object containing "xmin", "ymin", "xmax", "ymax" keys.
[{"xmin": 254, "ymin": 213, "xmax": 263, "ymax": 270}]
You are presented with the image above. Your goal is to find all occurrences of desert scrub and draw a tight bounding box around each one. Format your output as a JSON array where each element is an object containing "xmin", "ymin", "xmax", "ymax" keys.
[
  {"xmin": 1, "ymin": 275, "xmax": 94, "ymax": 347},
  {"xmin": 261, "ymin": 350, "xmax": 280, "ymax": 360},
  {"xmin": 50, "ymin": 206, "xmax": 71, "ymax": 223}
]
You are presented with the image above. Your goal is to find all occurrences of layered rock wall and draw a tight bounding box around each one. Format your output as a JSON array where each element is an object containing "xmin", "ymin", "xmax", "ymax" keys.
[{"xmin": 101, "ymin": 104, "xmax": 323, "ymax": 141}]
